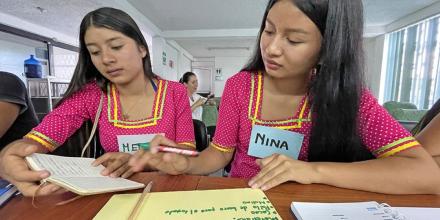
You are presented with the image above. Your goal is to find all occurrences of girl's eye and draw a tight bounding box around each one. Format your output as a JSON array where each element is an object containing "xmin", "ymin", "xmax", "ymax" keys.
[
  {"xmin": 287, "ymin": 39, "xmax": 302, "ymax": 45},
  {"xmin": 264, "ymin": 30, "xmax": 274, "ymax": 35},
  {"xmin": 112, "ymin": 45, "xmax": 123, "ymax": 50}
]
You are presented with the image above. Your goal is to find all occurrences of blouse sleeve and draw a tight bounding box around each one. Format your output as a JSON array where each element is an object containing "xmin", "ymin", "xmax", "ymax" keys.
[
  {"xmin": 24, "ymin": 83, "xmax": 100, "ymax": 151},
  {"xmin": 173, "ymin": 83, "xmax": 196, "ymax": 148},
  {"xmin": 358, "ymin": 90, "xmax": 420, "ymax": 158},
  {"xmin": 211, "ymin": 76, "xmax": 241, "ymax": 153}
]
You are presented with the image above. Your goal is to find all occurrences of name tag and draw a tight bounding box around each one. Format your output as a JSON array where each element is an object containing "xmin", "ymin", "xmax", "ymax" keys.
[
  {"xmin": 117, "ymin": 134, "xmax": 163, "ymax": 154},
  {"xmin": 248, "ymin": 125, "xmax": 304, "ymax": 159}
]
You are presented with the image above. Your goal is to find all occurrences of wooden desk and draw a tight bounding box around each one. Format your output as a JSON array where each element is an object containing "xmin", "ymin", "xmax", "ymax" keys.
[{"xmin": 1, "ymin": 172, "xmax": 440, "ymax": 219}]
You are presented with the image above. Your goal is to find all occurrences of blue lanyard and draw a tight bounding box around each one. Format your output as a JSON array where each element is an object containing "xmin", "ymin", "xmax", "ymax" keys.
[{"xmin": 150, "ymin": 78, "xmax": 157, "ymax": 92}]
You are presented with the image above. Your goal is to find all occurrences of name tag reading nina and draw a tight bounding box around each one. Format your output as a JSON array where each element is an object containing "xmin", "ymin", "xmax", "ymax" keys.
[{"xmin": 248, "ymin": 125, "xmax": 304, "ymax": 159}]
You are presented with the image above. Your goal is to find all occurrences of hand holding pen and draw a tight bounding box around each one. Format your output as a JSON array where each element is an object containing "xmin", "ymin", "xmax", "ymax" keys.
[{"xmin": 129, "ymin": 135, "xmax": 196, "ymax": 175}]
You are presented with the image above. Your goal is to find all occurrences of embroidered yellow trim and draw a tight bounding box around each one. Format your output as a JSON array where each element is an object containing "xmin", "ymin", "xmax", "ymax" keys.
[
  {"xmin": 24, "ymin": 134, "xmax": 55, "ymax": 151},
  {"xmin": 373, "ymin": 136, "xmax": 414, "ymax": 156},
  {"xmin": 178, "ymin": 142, "xmax": 196, "ymax": 149},
  {"xmin": 378, "ymin": 141, "xmax": 419, "ymax": 158},
  {"xmin": 211, "ymin": 142, "xmax": 235, "ymax": 153},
  {"xmin": 252, "ymin": 72, "xmax": 263, "ymax": 125},
  {"xmin": 248, "ymin": 72, "xmax": 310, "ymax": 129},
  {"xmin": 27, "ymin": 130, "xmax": 59, "ymax": 146},
  {"xmin": 108, "ymin": 80, "xmax": 168, "ymax": 128}
]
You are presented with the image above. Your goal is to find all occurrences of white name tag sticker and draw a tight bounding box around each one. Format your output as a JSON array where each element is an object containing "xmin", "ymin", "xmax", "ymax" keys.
[
  {"xmin": 117, "ymin": 134, "xmax": 163, "ymax": 154},
  {"xmin": 248, "ymin": 125, "xmax": 304, "ymax": 159}
]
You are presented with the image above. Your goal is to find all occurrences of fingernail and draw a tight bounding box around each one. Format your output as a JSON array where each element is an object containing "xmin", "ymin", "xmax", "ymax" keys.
[
  {"xmin": 251, "ymin": 184, "xmax": 258, "ymax": 189},
  {"xmin": 51, "ymin": 186, "xmax": 60, "ymax": 192},
  {"xmin": 25, "ymin": 146, "xmax": 35, "ymax": 154},
  {"xmin": 101, "ymin": 170, "xmax": 108, "ymax": 176},
  {"xmin": 40, "ymin": 172, "xmax": 49, "ymax": 178},
  {"xmin": 261, "ymin": 185, "xmax": 267, "ymax": 191},
  {"xmin": 110, "ymin": 173, "xmax": 116, "ymax": 178}
]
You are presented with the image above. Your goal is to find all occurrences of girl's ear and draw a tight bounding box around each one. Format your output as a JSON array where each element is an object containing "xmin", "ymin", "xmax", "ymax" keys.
[{"xmin": 139, "ymin": 45, "xmax": 147, "ymax": 58}]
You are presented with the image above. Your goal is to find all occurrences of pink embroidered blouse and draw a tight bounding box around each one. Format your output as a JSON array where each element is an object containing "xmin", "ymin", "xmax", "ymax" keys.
[
  {"xmin": 25, "ymin": 79, "xmax": 195, "ymax": 152},
  {"xmin": 212, "ymin": 71, "xmax": 420, "ymax": 178}
]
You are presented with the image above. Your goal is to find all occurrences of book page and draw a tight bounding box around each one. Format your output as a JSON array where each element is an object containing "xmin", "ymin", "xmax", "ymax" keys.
[
  {"xmin": 27, "ymin": 153, "xmax": 104, "ymax": 177},
  {"xmin": 94, "ymin": 188, "xmax": 281, "ymax": 220}
]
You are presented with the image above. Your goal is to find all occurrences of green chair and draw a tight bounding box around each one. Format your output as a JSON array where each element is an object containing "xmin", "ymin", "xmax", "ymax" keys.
[{"xmin": 383, "ymin": 101, "xmax": 428, "ymax": 131}]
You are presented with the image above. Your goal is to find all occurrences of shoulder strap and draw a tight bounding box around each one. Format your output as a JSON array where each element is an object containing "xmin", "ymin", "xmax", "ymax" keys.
[{"xmin": 81, "ymin": 92, "xmax": 104, "ymax": 157}]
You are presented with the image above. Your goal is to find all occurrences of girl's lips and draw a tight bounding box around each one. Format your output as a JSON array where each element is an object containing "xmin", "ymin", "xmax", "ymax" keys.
[
  {"xmin": 106, "ymin": 68, "xmax": 123, "ymax": 76},
  {"xmin": 265, "ymin": 59, "xmax": 282, "ymax": 70}
]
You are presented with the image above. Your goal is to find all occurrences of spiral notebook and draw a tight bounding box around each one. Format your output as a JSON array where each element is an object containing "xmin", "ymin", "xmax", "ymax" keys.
[{"xmin": 291, "ymin": 201, "xmax": 440, "ymax": 220}]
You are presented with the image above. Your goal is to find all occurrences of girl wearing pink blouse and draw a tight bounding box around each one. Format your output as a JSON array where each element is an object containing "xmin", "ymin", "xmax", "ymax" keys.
[
  {"xmin": 0, "ymin": 7, "xmax": 194, "ymax": 197},
  {"xmin": 25, "ymin": 80, "xmax": 194, "ymax": 153},
  {"xmin": 130, "ymin": 0, "xmax": 440, "ymax": 194}
]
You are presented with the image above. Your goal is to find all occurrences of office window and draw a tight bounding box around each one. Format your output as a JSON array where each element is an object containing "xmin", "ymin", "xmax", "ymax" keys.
[{"xmin": 383, "ymin": 15, "xmax": 440, "ymax": 109}]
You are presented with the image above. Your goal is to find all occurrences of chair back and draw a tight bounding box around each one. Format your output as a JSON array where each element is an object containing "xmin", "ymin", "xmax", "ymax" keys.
[{"xmin": 193, "ymin": 119, "xmax": 209, "ymax": 152}]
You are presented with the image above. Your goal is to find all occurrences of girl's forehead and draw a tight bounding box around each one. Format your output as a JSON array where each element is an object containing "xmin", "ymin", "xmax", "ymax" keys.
[{"xmin": 84, "ymin": 27, "xmax": 127, "ymax": 44}]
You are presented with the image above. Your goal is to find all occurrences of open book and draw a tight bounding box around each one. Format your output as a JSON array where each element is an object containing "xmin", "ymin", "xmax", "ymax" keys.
[
  {"xmin": 291, "ymin": 201, "xmax": 440, "ymax": 220},
  {"xmin": 25, "ymin": 153, "xmax": 145, "ymax": 195}
]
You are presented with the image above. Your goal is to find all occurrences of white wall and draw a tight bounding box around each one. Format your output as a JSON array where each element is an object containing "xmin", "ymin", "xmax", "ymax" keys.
[
  {"xmin": 168, "ymin": 40, "xmax": 194, "ymax": 80},
  {"xmin": 152, "ymin": 37, "xmax": 193, "ymax": 82},
  {"xmin": 363, "ymin": 35, "xmax": 385, "ymax": 99},
  {"xmin": 179, "ymin": 54, "xmax": 192, "ymax": 78},
  {"xmin": 192, "ymin": 57, "xmax": 215, "ymax": 93},
  {"xmin": 214, "ymin": 56, "xmax": 249, "ymax": 96}
]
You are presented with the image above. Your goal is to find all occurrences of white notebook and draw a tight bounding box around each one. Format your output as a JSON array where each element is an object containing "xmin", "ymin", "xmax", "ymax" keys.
[
  {"xmin": 291, "ymin": 201, "xmax": 440, "ymax": 220},
  {"xmin": 25, "ymin": 153, "xmax": 145, "ymax": 195}
]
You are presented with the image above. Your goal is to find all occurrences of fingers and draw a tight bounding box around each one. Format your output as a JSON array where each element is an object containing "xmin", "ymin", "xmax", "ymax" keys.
[
  {"xmin": 129, "ymin": 150, "xmax": 153, "ymax": 172},
  {"xmin": 121, "ymin": 168, "xmax": 135, "ymax": 179},
  {"xmin": 13, "ymin": 169, "xmax": 50, "ymax": 182},
  {"xmin": 165, "ymin": 153, "xmax": 190, "ymax": 174},
  {"xmin": 5, "ymin": 156, "xmax": 49, "ymax": 183},
  {"xmin": 3, "ymin": 143, "xmax": 38, "ymax": 158},
  {"xmin": 150, "ymin": 135, "xmax": 178, "ymax": 152},
  {"xmin": 17, "ymin": 182, "xmax": 61, "ymax": 197},
  {"xmin": 252, "ymin": 171, "xmax": 292, "ymax": 191},
  {"xmin": 97, "ymin": 153, "xmax": 131, "ymax": 176},
  {"xmin": 108, "ymin": 163, "xmax": 129, "ymax": 178},
  {"xmin": 256, "ymin": 154, "xmax": 278, "ymax": 167},
  {"xmin": 92, "ymin": 153, "xmax": 112, "ymax": 166},
  {"xmin": 249, "ymin": 154, "xmax": 291, "ymax": 190}
]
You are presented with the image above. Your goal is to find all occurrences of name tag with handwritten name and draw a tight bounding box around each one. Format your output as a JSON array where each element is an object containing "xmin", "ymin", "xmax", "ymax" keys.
[
  {"xmin": 248, "ymin": 125, "xmax": 304, "ymax": 159},
  {"xmin": 117, "ymin": 134, "xmax": 163, "ymax": 154}
]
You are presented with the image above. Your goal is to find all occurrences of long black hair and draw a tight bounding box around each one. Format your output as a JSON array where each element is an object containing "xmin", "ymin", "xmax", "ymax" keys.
[
  {"xmin": 412, "ymin": 99, "xmax": 440, "ymax": 135},
  {"xmin": 243, "ymin": 0, "xmax": 372, "ymax": 162},
  {"xmin": 57, "ymin": 7, "xmax": 156, "ymax": 106},
  {"xmin": 179, "ymin": 71, "xmax": 196, "ymax": 84}
]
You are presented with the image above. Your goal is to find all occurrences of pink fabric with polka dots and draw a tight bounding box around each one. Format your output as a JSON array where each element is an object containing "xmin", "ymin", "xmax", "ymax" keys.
[
  {"xmin": 212, "ymin": 71, "xmax": 417, "ymax": 178},
  {"xmin": 30, "ymin": 80, "xmax": 194, "ymax": 152}
]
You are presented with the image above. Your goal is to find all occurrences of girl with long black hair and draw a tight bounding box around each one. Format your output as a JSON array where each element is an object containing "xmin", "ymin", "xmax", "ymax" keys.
[
  {"xmin": 0, "ymin": 7, "xmax": 195, "ymax": 196},
  {"xmin": 130, "ymin": 0, "xmax": 440, "ymax": 194}
]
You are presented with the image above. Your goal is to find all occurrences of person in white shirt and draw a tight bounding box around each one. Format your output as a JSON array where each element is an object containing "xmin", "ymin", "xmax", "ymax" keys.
[{"xmin": 180, "ymin": 72, "xmax": 212, "ymax": 121}]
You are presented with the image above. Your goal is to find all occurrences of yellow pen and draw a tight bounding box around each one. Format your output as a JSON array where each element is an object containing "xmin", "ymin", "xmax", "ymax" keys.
[{"xmin": 128, "ymin": 181, "xmax": 153, "ymax": 220}]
